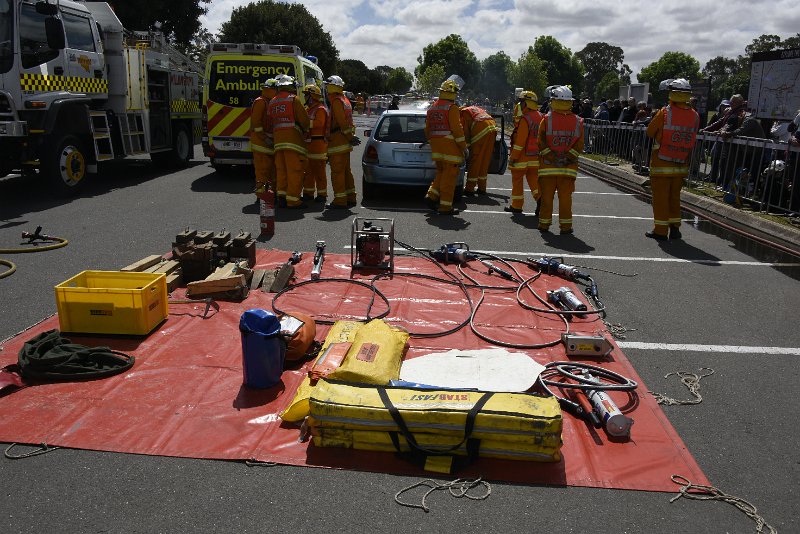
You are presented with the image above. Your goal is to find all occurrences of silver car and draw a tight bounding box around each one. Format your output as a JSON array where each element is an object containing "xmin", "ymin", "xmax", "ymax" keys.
[{"xmin": 361, "ymin": 109, "xmax": 508, "ymax": 200}]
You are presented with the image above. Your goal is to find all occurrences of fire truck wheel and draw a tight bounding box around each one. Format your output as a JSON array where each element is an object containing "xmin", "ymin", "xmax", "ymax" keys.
[
  {"xmin": 46, "ymin": 135, "xmax": 88, "ymax": 195},
  {"xmin": 171, "ymin": 123, "xmax": 192, "ymax": 167}
]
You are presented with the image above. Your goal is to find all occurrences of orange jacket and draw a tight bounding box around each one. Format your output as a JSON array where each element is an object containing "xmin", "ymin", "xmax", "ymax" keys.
[
  {"xmin": 647, "ymin": 103, "xmax": 699, "ymax": 176},
  {"xmin": 328, "ymin": 93, "xmax": 354, "ymax": 155},
  {"xmin": 268, "ymin": 91, "xmax": 310, "ymax": 154},
  {"xmin": 306, "ymin": 100, "xmax": 329, "ymax": 159},
  {"xmin": 460, "ymin": 106, "xmax": 497, "ymax": 146},
  {"xmin": 538, "ymin": 111, "xmax": 584, "ymax": 178},
  {"xmin": 426, "ymin": 99, "xmax": 466, "ymax": 164},
  {"xmin": 510, "ymin": 107, "xmax": 543, "ymax": 165}
]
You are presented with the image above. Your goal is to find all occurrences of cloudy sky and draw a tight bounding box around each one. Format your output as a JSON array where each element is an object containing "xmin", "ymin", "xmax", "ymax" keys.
[{"xmin": 200, "ymin": 0, "xmax": 800, "ymax": 81}]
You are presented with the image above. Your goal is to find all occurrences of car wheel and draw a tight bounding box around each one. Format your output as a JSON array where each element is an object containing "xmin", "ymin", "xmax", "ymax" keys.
[
  {"xmin": 362, "ymin": 175, "xmax": 378, "ymax": 200},
  {"xmin": 152, "ymin": 123, "xmax": 191, "ymax": 168},
  {"xmin": 46, "ymin": 134, "xmax": 88, "ymax": 196}
]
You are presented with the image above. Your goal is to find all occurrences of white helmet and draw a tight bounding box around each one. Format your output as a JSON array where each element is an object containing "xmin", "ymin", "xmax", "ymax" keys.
[
  {"xmin": 276, "ymin": 75, "xmax": 296, "ymax": 88},
  {"xmin": 667, "ymin": 78, "xmax": 692, "ymax": 92},
  {"xmin": 325, "ymin": 75, "xmax": 345, "ymax": 88},
  {"xmin": 550, "ymin": 85, "xmax": 573, "ymax": 101},
  {"xmin": 764, "ymin": 160, "xmax": 786, "ymax": 174}
]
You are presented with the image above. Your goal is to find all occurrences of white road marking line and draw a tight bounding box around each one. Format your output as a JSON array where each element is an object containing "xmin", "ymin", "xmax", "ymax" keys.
[
  {"xmin": 468, "ymin": 249, "xmax": 800, "ymax": 267},
  {"xmin": 617, "ymin": 342, "xmax": 800, "ymax": 355},
  {"xmin": 461, "ymin": 209, "xmax": 671, "ymax": 221},
  {"xmin": 488, "ymin": 187, "xmax": 634, "ymax": 195},
  {"xmin": 342, "ymin": 246, "xmax": 800, "ymax": 267}
]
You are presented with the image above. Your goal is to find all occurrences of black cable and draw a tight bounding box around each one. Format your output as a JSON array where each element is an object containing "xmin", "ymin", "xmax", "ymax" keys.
[{"xmin": 271, "ymin": 277, "xmax": 392, "ymax": 325}]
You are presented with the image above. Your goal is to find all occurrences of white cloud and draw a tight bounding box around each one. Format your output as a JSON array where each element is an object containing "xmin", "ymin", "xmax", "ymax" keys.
[{"xmin": 201, "ymin": 0, "xmax": 800, "ymax": 82}]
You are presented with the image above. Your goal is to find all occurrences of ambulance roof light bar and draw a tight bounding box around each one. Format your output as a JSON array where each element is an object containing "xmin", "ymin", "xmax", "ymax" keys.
[{"xmin": 209, "ymin": 43, "xmax": 302, "ymax": 55}]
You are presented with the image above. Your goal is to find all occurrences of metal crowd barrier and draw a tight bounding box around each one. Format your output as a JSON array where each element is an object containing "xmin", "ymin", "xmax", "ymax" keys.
[{"xmin": 582, "ymin": 119, "xmax": 800, "ymax": 215}]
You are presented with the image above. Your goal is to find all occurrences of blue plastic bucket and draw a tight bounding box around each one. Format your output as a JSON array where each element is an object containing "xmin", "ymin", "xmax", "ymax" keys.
[{"xmin": 239, "ymin": 309, "xmax": 285, "ymax": 388}]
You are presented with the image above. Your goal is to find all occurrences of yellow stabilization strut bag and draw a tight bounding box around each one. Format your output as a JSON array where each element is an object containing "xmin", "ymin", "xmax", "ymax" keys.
[
  {"xmin": 308, "ymin": 379, "xmax": 562, "ymax": 472},
  {"xmin": 280, "ymin": 320, "xmax": 409, "ymax": 422}
]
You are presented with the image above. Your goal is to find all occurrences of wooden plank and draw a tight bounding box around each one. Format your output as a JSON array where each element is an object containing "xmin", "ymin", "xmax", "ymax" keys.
[
  {"xmin": 166, "ymin": 269, "xmax": 183, "ymax": 292},
  {"xmin": 206, "ymin": 262, "xmax": 238, "ymax": 281},
  {"xmin": 249, "ymin": 269, "xmax": 266, "ymax": 290},
  {"xmin": 186, "ymin": 274, "xmax": 246, "ymax": 298},
  {"xmin": 120, "ymin": 255, "xmax": 163, "ymax": 272},
  {"xmin": 151, "ymin": 260, "xmax": 181, "ymax": 275}
]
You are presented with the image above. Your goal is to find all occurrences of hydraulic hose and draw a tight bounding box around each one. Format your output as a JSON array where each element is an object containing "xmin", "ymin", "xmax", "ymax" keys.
[{"xmin": 0, "ymin": 229, "xmax": 69, "ymax": 279}]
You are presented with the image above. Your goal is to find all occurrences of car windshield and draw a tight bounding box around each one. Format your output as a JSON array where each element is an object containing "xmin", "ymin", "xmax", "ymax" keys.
[
  {"xmin": 0, "ymin": 0, "xmax": 12, "ymax": 74},
  {"xmin": 376, "ymin": 115, "xmax": 427, "ymax": 143}
]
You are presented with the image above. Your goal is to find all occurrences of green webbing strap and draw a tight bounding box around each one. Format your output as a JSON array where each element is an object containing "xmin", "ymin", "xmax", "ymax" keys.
[
  {"xmin": 18, "ymin": 329, "xmax": 135, "ymax": 381},
  {"xmin": 378, "ymin": 387, "xmax": 493, "ymax": 455}
]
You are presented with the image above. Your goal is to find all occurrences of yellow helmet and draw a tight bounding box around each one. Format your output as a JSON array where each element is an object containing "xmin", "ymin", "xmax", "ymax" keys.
[
  {"xmin": 440, "ymin": 80, "xmax": 459, "ymax": 93},
  {"xmin": 303, "ymin": 84, "xmax": 322, "ymax": 98},
  {"xmin": 520, "ymin": 90, "xmax": 538, "ymax": 105}
]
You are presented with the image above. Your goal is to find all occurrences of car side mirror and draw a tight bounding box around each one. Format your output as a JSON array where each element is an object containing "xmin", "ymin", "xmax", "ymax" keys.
[{"xmin": 363, "ymin": 130, "xmax": 371, "ymax": 137}]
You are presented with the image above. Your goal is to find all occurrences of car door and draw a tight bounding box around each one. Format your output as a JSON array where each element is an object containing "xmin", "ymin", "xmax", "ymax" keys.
[{"xmin": 61, "ymin": 8, "xmax": 105, "ymax": 95}]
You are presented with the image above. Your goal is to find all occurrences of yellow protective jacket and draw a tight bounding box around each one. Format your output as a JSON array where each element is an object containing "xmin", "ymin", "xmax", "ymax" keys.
[
  {"xmin": 268, "ymin": 91, "xmax": 310, "ymax": 155},
  {"xmin": 646, "ymin": 102, "xmax": 698, "ymax": 177},
  {"xmin": 538, "ymin": 110, "xmax": 584, "ymax": 178},
  {"xmin": 250, "ymin": 96, "xmax": 270, "ymax": 154},
  {"xmin": 306, "ymin": 100, "xmax": 329, "ymax": 160},
  {"xmin": 460, "ymin": 106, "xmax": 497, "ymax": 147},
  {"xmin": 328, "ymin": 93, "xmax": 355, "ymax": 155},
  {"xmin": 425, "ymin": 99, "xmax": 466, "ymax": 164},
  {"xmin": 510, "ymin": 107, "xmax": 543, "ymax": 167}
]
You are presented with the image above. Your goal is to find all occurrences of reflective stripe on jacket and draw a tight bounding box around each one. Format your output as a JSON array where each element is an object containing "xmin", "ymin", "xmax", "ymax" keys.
[{"xmin": 427, "ymin": 100, "xmax": 455, "ymax": 138}]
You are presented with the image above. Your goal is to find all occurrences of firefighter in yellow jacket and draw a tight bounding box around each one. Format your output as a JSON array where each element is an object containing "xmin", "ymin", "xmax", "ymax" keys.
[
  {"xmin": 302, "ymin": 84, "xmax": 329, "ymax": 203},
  {"xmin": 460, "ymin": 104, "xmax": 497, "ymax": 196},
  {"xmin": 268, "ymin": 75, "xmax": 310, "ymax": 208},
  {"xmin": 537, "ymin": 85, "xmax": 584, "ymax": 234},
  {"xmin": 325, "ymin": 75, "xmax": 357, "ymax": 209},
  {"xmin": 425, "ymin": 79, "xmax": 467, "ymax": 214},
  {"xmin": 250, "ymin": 78, "xmax": 277, "ymax": 194},
  {"xmin": 506, "ymin": 91, "xmax": 543, "ymax": 214},
  {"xmin": 645, "ymin": 79, "xmax": 699, "ymax": 241}
]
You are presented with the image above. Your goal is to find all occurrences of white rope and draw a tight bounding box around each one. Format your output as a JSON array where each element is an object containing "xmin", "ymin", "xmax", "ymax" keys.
[
  {"xmin": 395, "ymin": 477, "xmax": 491, "ymax": 512},
  {"xmin": 670, "ymin": 475, "xmax": 777, "ymax": 534},
  {"xmin": 604, "ymin": 320, "xmax": 635, "ymax": 340},
  {"xmin": 651, "ymin": 368, "xmax": 714, "ymax": 406}
]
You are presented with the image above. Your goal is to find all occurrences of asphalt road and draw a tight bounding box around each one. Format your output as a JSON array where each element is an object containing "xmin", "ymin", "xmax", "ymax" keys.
[{"xmin": 1, "ymin": 117, "xmax": 799, "ymax": 533}]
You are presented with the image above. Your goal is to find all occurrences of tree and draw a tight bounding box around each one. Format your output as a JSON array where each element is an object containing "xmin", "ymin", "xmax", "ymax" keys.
[
  {"xmin": 416, "ymin": 34, "xmax": 481, "ymax": 89},
  {"xmin": 369, "ymin": 65, "xmax": 393, "ymax": 94},
  {"xmin": 508, "ymin": 47, "xmax": 547, "ymax": 100},
  {"xmin": 218, "ymin": 1, "xmax": 338, "ymax": 74},
  {"xmin": 702, "ymin": 56, "xmax": 738, "ymax": 105},
  {"xmin": 100, "ymin": 0, "xmax": 210, "ymax": 46},
  {"xmin": 575, "ymin": 42, "xmax": 629, "ymax": 101},
  {"xmin": 783, "ymin": 33, "xmax": 800, "ymax": 50},
  {"xmin": 638, "ymin": 51, "xmax": 701, "ymax": 105},
  {"xmin": 533, "ymin": 36, "xmax": 584, "ymax": 96},
  {"xmin": 386, "ymin": 67, "xmax": 414, "ymax": 95},
  {"xmin": 595, "ymin": 71, "xmax": 621, "ymax": 102},
  {"xmin": 335, "ymin": 59, "xmax": 371, "ymax": 94},
  {"xmin": 478, "ymin": 52, "xmax": 514, "ymax": 102},
  {"xmin": 745, "ymin": 34, "xmax": 783, "ymax": 56},
  {"xmin": 415, "ymin": 63, "xmax": 446, "ymax": 96}
]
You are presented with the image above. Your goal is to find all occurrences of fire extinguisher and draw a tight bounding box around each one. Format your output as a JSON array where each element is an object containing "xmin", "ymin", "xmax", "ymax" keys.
[{"xmin": 256, "ymin": 188, "xmax": 275, "ymax": 237}]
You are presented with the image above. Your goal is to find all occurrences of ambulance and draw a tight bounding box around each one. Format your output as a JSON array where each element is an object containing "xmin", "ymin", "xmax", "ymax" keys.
[{"xmin": 201, "ymin": 43, "xmax": 325, "ymax": 172}]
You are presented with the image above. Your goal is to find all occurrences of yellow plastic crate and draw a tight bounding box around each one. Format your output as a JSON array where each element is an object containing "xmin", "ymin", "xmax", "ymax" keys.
[{"xmin": 55, "ymin": 271, "xmax": 168, "ymax": 335}]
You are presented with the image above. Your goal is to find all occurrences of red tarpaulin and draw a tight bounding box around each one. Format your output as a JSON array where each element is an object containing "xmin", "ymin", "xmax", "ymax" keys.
[{"xmin": 0, "ymin": 250, "xmax": 709, "ymax": 491}]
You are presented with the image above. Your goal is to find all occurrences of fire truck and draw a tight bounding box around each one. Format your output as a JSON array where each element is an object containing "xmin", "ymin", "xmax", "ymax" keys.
[
  {"xmin": 202, "ymin": 42, "xmax": 324, "ymax": 172},
  {"xmin": 0, "ymin": 0, "xmax": 202, "ymax": 195}
]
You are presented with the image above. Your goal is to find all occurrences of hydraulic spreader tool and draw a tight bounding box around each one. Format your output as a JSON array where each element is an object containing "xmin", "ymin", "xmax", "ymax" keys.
[{"xmin": 311, "ymin": 241, "xmax": 326, "ymax": 280}]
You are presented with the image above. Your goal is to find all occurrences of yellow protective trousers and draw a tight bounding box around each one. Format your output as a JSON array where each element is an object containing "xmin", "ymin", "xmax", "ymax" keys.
[
  {"xmin": 537, "ymin": 175, "xmax": 575, "ymax": 230},
  {"xmin": 465, "ymin": 133, "xmax": 495, "ymax": 193},
  {"xmin": 275, "ymin": 149, "xmax": 308, "ymax": 207},
  {"xmin": 509, "ymin": 164, "xmax": 540, "ymax": 210},
  {"xmin": 328, "ymin": 152, "xmax": 353, "ymax": 206},
  {"xmin": 304, "ymin": 158, "xmax": 328, "ymax": 198},
  {"xmin": 253, "ymin": 150, "xmax": 275, "ymax": 190},
  {"xmin": 649, "ymin": 175, "xmax": 683, "ymax": 236},
  {"xmin": 426, "ymin": 161, "xmax": 460, "ymax": 212}
]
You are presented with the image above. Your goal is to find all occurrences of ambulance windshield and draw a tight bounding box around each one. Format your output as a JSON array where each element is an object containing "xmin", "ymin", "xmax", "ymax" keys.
[{"xmin": 207, "ymin": 58, "xmax": 295, "ymax": 108}]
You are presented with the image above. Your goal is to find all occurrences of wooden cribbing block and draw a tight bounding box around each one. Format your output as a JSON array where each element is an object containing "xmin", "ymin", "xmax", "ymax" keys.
[{"xmin": 120, "ymin": 255, "xmax": 163, "ymax": 272}]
